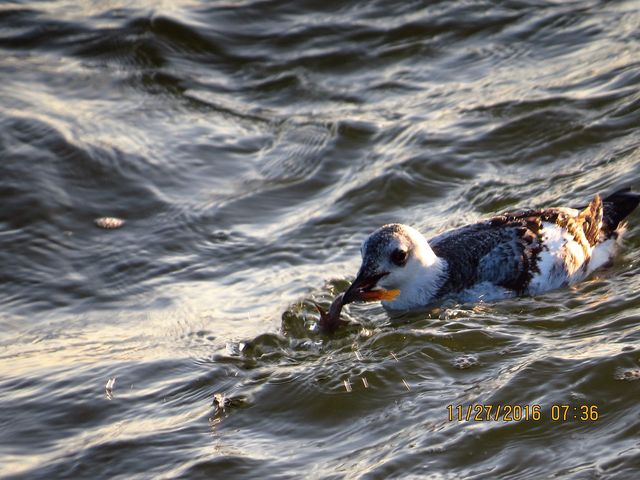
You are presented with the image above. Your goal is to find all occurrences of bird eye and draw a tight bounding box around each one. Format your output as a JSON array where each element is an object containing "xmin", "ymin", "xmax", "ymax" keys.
[{"xmin": 391, "ymin": 248, "xmax": 408, "ymax": 266}]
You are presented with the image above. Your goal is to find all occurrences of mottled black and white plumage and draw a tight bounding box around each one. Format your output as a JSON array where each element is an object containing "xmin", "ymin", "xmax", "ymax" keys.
[{"xmin": 347, "ymin": 189, "xmax": 640, "ymax": 311}]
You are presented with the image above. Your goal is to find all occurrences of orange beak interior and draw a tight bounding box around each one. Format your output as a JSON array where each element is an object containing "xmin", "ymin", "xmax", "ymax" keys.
[{"xmin": 358, "ymin": 289, "xmax": 400, "ymax": 301}]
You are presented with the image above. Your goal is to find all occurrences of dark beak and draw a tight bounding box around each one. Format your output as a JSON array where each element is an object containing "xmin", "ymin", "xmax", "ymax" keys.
[{"xmin": 342, "ymin": 270, "xmax": 400, "ymax": 305}]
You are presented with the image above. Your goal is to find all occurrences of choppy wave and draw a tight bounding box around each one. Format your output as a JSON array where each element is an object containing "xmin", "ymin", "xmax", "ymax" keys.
[{"xmin": 1, "ymin": 0, "xmax": 639, "ymax": 478}]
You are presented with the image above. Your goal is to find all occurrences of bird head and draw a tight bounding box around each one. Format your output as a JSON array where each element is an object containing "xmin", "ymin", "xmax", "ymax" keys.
[{"xmin": 343, "ymin": 223, "xmax": 438, "ymax": 307}]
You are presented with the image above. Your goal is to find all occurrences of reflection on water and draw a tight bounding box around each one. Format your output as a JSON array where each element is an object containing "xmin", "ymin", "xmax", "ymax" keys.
[{"xmin": 1, "ymin": 0, "xmax": 639, "ymax": 478}]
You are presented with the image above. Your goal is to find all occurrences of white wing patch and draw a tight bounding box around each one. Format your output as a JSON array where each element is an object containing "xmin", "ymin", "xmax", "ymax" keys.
[
  {"xmin": 588, "ymin": 238, "xmax": 616, "ymax": 273},
  {"xmin": 588, "ymin": 221, "xmax": 627, "ymax": 273},
  {"xmin": 528, "ymin": 222, "xmax": 591, "ymax": 294}
]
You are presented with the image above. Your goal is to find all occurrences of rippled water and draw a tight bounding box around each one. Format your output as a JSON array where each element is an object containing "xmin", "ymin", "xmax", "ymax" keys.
[{"xmin": 1, "ymin": 0, "xmax": 640, "ymax": 478}]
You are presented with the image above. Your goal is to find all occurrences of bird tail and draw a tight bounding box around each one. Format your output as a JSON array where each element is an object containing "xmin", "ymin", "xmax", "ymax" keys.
[
  {"xmin": 601, "ymin": 188, "xmax": 640, "ymax": 238},
  {"xmin": 578, "ymin": 194, "xmax": 603, "ymax": 246}
]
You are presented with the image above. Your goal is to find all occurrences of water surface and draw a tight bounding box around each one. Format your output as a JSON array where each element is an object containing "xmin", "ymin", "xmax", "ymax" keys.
[{"xmin": 1, "ymin": 0, "xmax": 640, "ymax": 478}]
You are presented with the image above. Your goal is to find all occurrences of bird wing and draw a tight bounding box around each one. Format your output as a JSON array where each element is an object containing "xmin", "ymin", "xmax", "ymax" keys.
[{"xmin": 430, "ymin": 195, "xmax": 603, "ymax": 296}]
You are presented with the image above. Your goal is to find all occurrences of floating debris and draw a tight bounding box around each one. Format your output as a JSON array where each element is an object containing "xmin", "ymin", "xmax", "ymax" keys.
[
  {"xmin": 359, "ymin": 328, "xmax": 374, "ymax": 338},
  {"xmin": 343, "ymin": 379, "xmax": 352, "ymax": 393},
  {"xmin": 225, "ymin": 342, "xmax": 246, "ymax": 356},
  {"xmin": 105, "ymin": 377, "xmax": 116, "ymax": 400},
  {"xmin": 390, "ymin": 351, "xmax": 399, "ymax": 362},
  {"xmin": 210, "ymin": 393, "xmax": 228, "ymax": 428},
  {"xmin": 452, "ymin": 354, "xmax": 479, "ymax": 370},
  {"xmin": 362, "ymin": 377, "xmax": 369, "ymax": 389},
  {"xmin": 94, "ymin": 216, "xmax": 125, "ymax": 229},
  {"xmin": 614, "ymin": 368, "xmax": 640, "ymax": 381},
  {"xmin": 212, "ymin": 393, "xmax": 229, "ymax": 413},
  {"xmin": 354, "ymin": 350, "xmax": 363, "ymax": 361},
  {"xmin": 402, "ymin": 379, "xmax": 411, "ymax": 391}
]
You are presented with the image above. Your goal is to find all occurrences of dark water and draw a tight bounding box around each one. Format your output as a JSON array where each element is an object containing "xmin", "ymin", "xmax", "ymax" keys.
[{"xmin": 1, "ymin": 0, "xmax": 640, "ymax": 478}]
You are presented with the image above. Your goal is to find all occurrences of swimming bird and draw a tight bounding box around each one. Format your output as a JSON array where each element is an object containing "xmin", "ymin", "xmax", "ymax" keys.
[{"xmin": 339, "ymin": 188, "xmax": 640, "ymax": 313}]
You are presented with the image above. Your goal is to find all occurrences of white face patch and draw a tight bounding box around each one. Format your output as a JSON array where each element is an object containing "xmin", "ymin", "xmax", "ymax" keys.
[{"xmin": 360, "ymin": 224, "xmax": 446, "ymax": 310}]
